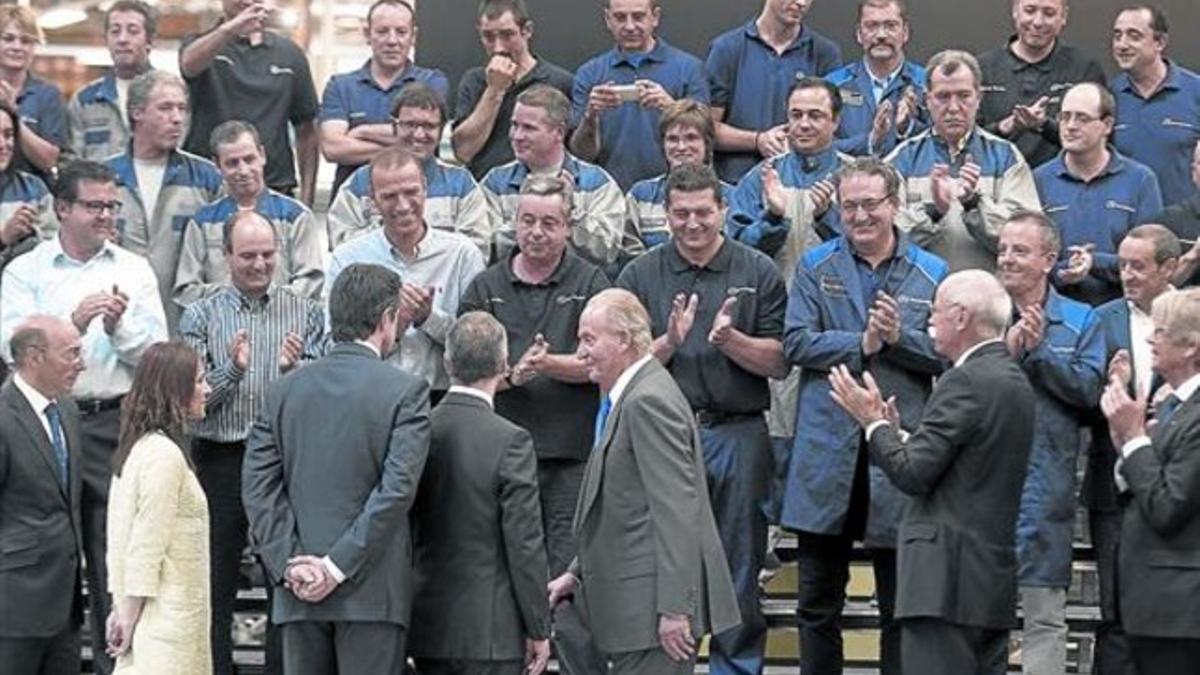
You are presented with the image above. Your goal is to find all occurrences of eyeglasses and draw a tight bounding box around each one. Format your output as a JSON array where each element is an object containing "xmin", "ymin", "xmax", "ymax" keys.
[
  {"xmin": 841, "ymin": 197, "xmax": 891, "ymax": 214},
  {"xmin": 393, "ymin": 119, "xmax": 442, "ymax": 134},
  {"xmin": 73, "ymin": 199, "xmax": 123, "ymax": 215}
]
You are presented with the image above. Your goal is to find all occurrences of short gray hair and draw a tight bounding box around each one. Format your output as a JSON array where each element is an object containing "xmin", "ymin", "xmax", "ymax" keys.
[
  {"xmin": 939, "ymin": 270, "xmax": 1012, "ymax": 339},
  {"xmin": 585, "ymin": 289, "xmax": 652, "ymax": 353},
  {"xmin": 519, "ymin": 173, "xmax": 574, "ymax": 220},
  {"xmin": 516, "ymin": 85, "xmax": 570, "ymax": 132},
  {"xmin": 445, "ymin": 312, "xmax": 508, "ymax": 384},
  {"xmin": 1003, "ymin": 210, "xmax": 1062, "ymax": 254},
  {"xmin": 834, "ymin": 156, "xmax": 902, "ymax": 201},
  {"xmin": 1152, "ymin": 288, "xmax": 1200, "ymax": 345},
  {"xmin": 926, "ymin": 49, "xmax": 982, "ymax": 90},
  {"xmin": 127, "ymin": 70, "xmax": 186, "ymax": 130},
  {"xmin": 209, "ymin": 120, "xmax": 261, "ymax": 157},
  {"xmin": 1125, "ymin": 223, "xmax": 1182, "ymax": 264}
]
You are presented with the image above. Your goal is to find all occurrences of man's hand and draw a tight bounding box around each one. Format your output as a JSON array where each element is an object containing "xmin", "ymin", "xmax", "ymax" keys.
[
  {"xmin": 1101, "ymin": 376, "xmax": 1148, "ymax": 448},
  {"xmin": 869, "ymin": 99, "xmax": 895, "ymax": 149},
  {"xmin": 756, "ymin": 124, "xmax": 789, "ymax": 158},
  {"xmin": 658, "ymin": 613, "xmax": 695, "ymax": 662},
  {"xmin": 762, "ymin": 163, "xmax": 787, "ymax": 217},
  {"xmin": 510, "ymin": 334, "xmax": 549, "ymax": 386},
  {"xmin": 547, "ymin": 572, "xmax": 579, "ymax": 607},
  {"xmin": 585, "ymin": 83, "xmax": 623, "ymax": 119},
  {"xmin": 810, "ymin": 179, "xmax": 836, "ymax": 218},
  {"xmin": 1059, "ymin": 244, "xmax": 1094, "ymax": 285},
  {"xmin": 101, "ymin": 286, "xmax": 130, "ymax": 335},
  {"xmin": 400, "ymin": 283, "xmax": 434, "ymax": 327},
  {"xmin": 957, "ymin": 155, "xmax": 982, "ymax": 204},
  {"xmin": 708, "ymin": 296, "xmax": 738, "ymax": 347},
  {"xmin": 635, "ymin": 79, "xmax": 674, "ymax": 111},
  {"xmin": 278, "ymin": 332, "xmax": 304, "ymax": 373},
  {"xmin": 868, "ymin": 292, "xmax": 902, "ymax": 345},
  {"xmin": 0, "ymin": 204, "xmax": 37, "ymax": 246},
  {"xmin": 667, "ymin": 293, "xmax": 699, "ymax": 348},
  {"xmin": 829, "ymin": 365, "xmax": 889, "ymax": 427},
  {"xmin": 71, "ymin": 292, "xmax": 111, "ymax": 333},
  {"xmin": 485, "ymin": 54, "xmax": 519, "ymax": 92},
  {"xmin": 104, "ymin": 597, "xmax": 144, "ymax": 659},
  {"xmin": 1012, "ymin": 96, "xmax": 1049, "ymax": 132},
  {"xmin": 1018, "ymin": 303, "xmax": 1045, "ymax": 349},
  {"xmin": 895, "ymin": 86, "xmax": 919, "ymax": 133},
  {"xmin": 1108, "ymin": 348, "xmax": 1133, "ymax": 389},
  {"xmin": 929, "ymin": 163, "xmax": 956, "ymax": 215},
  {"xmin": 227, "ymin": 329, "xmax": 250, "ymax": 371},
  {"xmin": 286, "ymin": 554, "xmax": 339, "ymax": 603},
  {"xmin": 524, "ymin": 638, "xmax": 551, "ymax": 675},
  {"xmin": 224, "ymin": 0, "xmax": 269, "ymax": 38}
]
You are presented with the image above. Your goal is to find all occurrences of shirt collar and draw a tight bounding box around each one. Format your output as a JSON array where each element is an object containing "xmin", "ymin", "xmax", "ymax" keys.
[
  {"xmin": 354, "ymin": 340, "xmax": 381, "ymax": 358},
  {"xmin": 12, "ymin": 372, "xmax": 53, "ymax": 417},
  {"xmin": 610, "ymin": 38, "xmax": 668, "ymax": 67},
  {"xmin": 50, "ymin": 234, "xmax": 115, "ymax": 265},
  {"xmin": 1173, "ymin": 372, "xmax": 1200, "ymax": 402},
  {"xmin": 744, "ymin": 19, "xmax": 812, "ymax": 54},
  {"xmin": 356, "ymin": 59, "xmax": 418, "ymax": 89},
  {"xmin": 666, "ymin": 237, "xmax": 732, "ymax": 273},
  {"xmin": 508, "ymin": 154, "xmax": 579, "ymax": 189},
  {"xmin": 506, "ymin": 249, "xmax": 573, "ymax": 286},
  {"xmin": 227, "ymin": 284, "xmax": 274, "ymax": 309},
  {"xmin": 1053, "ymin": 148, "xmax": 1127, "ymax": 182},
  {"xmin": 864, "ymin": 58, "xmax": 903, "ymax": 90},
  {"xmin": 608, "ymin": 354, "xmax": 654, "ymax": 406},
  {"xmin": 448, "ymin": 385, "xmax": 494, "ymax": 408},
  {"xmin": 954, "ymin": 338, "xmax": 1005, "ymax": 367}
]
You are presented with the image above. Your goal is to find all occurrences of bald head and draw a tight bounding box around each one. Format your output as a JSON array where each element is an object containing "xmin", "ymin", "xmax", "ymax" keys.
[
  {"xmin": 9, "ymin": 315, "xmax": 83, "ymax": 399},
  {"xmin": 940, "ymin": 270, "xmax": 1012, "ymax": 338}
]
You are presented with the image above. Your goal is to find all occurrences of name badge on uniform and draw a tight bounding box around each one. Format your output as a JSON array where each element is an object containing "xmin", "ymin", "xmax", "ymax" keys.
[
  {"xmin": 980, "ymin": 84, "xmax": 1006, "ymax": 94},
  {"xmin": 819, "ymin": 276, "xmax": 847, "ymax": 297},
  {"xmin": 840, "ymin": 89, "xmax": 865, "ymax": 107},
  {"xmin": 1106, "ymin": 200, "xmax": 1136, "ymax": 214}
]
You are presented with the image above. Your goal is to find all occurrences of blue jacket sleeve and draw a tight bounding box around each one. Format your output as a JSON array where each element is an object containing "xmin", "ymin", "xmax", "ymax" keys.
[
  {"xmin": 783, "ymin": 260, "xmax": 865, "ymax": 373},
  {"xmin": 1022, "ymin": 311, "xmax": 1105, "ymax": 411}
]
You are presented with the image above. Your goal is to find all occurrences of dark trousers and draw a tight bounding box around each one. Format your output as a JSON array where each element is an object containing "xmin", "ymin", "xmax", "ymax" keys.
[
  {"xmin": 793, "ymin": 442, "xmax": 899, "ymax": 675},
  {"xmin": 538, "ymin": 458, "xmax": 605, "ymax": 675},
  {"xmin": 194, "ymin": 437, "xmax": 273, "ymax": 675},
  {"xmin": 699, "ymin": 417, "xmax": 771, "ymax": 675},
  {"xmin": 1128, "ymin": 636, "xmax": 1200, "ymax": 674},
  {"xmin": 1089, "ymin": 508, "xmax": 1137, "ymax": 675},
  {"xmin": 415, "ymin": 658, "xmax": 523, "ymax": 675},
  {"xmin": 80, "ymin": 406, "xmax": 120, "ymax": 675},
  {"xmin": 900, "ymin": 617, "xmax": 1008, "ymax": 675},
  {"xmin": 608, "ymin": 647, "xmax": 696, "ymax": 675},
  {"xmin": 282, "ymin": 621, "xmax": 407, "ymax": 675},
  {"xmin": 0, "ymin": 625, "xmax": 80, "ymax": 675}
]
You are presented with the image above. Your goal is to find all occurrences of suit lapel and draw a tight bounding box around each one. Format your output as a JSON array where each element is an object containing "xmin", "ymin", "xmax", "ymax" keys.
[
  {"xmin": 573, "ymin": 361, "xmax": 653, "ymax": 534},
  {"xmin": 4, "ymin": 384, "xmax": 70, "ymax": 504}
]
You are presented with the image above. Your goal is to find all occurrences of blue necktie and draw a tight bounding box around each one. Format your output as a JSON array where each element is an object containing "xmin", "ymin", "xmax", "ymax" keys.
[
  {"xmin": 44, "ymin": 402, "xmax": 68, "ymax": 489},
  {"xmin": 1157, "ymin": 394, "xmax": 1182, "ymax": 426},
  {"xmin": 593, "ymin": 396, "xmax": 612, "ymax": 449}
]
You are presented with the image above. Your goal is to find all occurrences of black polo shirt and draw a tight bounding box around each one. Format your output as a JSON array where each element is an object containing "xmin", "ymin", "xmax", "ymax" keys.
[
  {"xmin": 453, "ymin": 56, "xmax": 575, "ymax": 179},
  {"xmin": 617, "ymin": 238, "xmax": 786, "ymax": 414},
  {"xmin": 1156, "ymin": 193, "xmax": 1200, "ymax": 286},
  {"xmin": 181, "ymin": 28, "xmax": 319, "ymax": 192},
  {"xmin": 460, "ymin": 251, "xmax": 610, "ymax": 461},
  {"xmin": 977, "ymin": 38, "xmax": 1106, "ymax": 168}
]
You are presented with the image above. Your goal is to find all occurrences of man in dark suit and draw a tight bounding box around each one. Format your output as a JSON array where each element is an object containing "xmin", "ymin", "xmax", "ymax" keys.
[
  {"xmin": 1086, "ymin": 223, "xmax": 1181, "ymax": 675},
  {"xmin": 243, "ymin": 263, "xmax": 431, "ymax": 675},
  {"xmin": 548, "ymin": 288, "xmax": 740, "ymax": 675},
  {"xmin": 1101, "ymin": 287, "xmax": 1200, "ymax": 672},
  {"xmin": 410, "ymin": 311, "xmax": 551, "ymax": 675},
  {"xmin": 829, "ymin": 269, "xmax": 1036, "ymax": 674},
  {"xmin": 0, "ymin": 315, "xmax": 86, "ymax": 674}
]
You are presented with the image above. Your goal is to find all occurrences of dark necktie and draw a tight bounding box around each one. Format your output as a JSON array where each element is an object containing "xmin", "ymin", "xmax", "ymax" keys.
[
  {"xmin": 44, "ymin": 401, "xmax": 68, "ymax": 489},
  {"xmin": 1157, "ymin": 394, "xmax": 1182, "ymax": 427},
  {"xmin": 593, "ymin": 395, "xmax": 613, "ymax": 449}
]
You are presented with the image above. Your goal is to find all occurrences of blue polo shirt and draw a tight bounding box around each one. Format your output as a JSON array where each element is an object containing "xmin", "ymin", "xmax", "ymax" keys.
[
  {"xmin": 706, "ymin": 20, "xmax": 842, "ymax": 183},
  {"xmin": 1035, "ymin": 150, "xmax": 1162, "ymax": 306},
  {"xmin": 14, "ymin": 73, "xmax": 66, "ymax": 184},
  {"xmin": 1111, "ymin": 60, "xmax": 1200, "ymax": 206},
  {"xmin": 320, "ymin": 59, "xmax": 450, "ymax": 193},
  {"xmin": 825, "ymin": 60, "xmax": 927, "ymax": 157},
  {"xmin": 571, "ymin": 38, "xmax": 709, "ymax": 190}
]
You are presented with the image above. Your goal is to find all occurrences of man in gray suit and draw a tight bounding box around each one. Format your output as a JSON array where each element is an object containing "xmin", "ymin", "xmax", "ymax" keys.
[
  {"xmin": 0, "ymin": 315, "xmax": 86, "ymax": 675},
  {"xmin": 548, "ymin": 288, "xmax": 740, "ymax": 674},
  {"xmin": 243, "ymin": 263, "xmax": 431, "ymax": 675},
  {"xmin": 830, "ymin": 270, "xmax": 1037, "ymax": 674},
  {"xmin": 411, "ymin": 311, "xmax": 551, "ymax": 675}
]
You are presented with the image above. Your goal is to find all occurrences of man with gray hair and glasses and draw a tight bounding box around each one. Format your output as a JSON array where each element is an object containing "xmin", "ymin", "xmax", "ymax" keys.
[{"xmin": 830, "ymin": 269, "xmax": 1036, "ymax": 674}]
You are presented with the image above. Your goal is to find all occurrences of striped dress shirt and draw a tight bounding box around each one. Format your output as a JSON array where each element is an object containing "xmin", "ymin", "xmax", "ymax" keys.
[{"xmin": 180, "ymin": 284, "xmax": 326, "ymax": 442}]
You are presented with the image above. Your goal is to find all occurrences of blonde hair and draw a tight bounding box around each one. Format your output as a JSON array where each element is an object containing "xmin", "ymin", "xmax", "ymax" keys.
[
  {"xmin": 0, "ymin": 6, "xmax": 42, "ymax": 44},
  {"xmin": 1152, "ymin": 288, "xmax": 1200, "ymax": 344}
]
